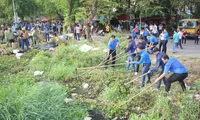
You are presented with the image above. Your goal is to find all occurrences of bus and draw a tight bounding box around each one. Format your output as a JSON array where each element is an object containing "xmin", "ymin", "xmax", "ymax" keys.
[{"xmin": 178, "ymin": 19, "xmax": 200, "ymax": 37}]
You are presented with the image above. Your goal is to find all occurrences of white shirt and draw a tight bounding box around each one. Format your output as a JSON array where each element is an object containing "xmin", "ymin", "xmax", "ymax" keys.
[
  {"xmin": 158, "ymin": 25, "xmax": 163, "ymax": 30},
  {"xmin": 149, "ymin": 25, "xmax": 153, "ymax": 30},
  {"xmin": 76, "ymin": 26, "xmax": 80, "ymax": 33},
  {"xmin": 178, "ymin": 31, "xmax": 183, "ymax": 39},
  {"xmin": 160, "ymin": 33, "xmax": 165, "ymax": 40},
  {"xmin": 152, "ymin": 25, "xmax": 158, "ymax": 34}
]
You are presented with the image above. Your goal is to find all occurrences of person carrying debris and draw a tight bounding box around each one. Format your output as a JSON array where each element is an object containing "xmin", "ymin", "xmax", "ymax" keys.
[
  {"xmin": 20, "ymin": 28, "xmax": 29, "ymax": 50},
  {"xmin": 125, "ymin": 36, "xmax": 136, "ymax": 72},
  {"xmin": 132, "ymin": 44, "xmax": 151, "ymax": 88},
  {"xmin": 154, "ymin": 54, "xmax": 188, "ymax": 92},
  {"xmin": 105, "ymin": 35, "xmax": 120, "ymax": 69},
  {"xmin": 148, "ymin": 47, "xmax": 166, "ymax": 91}
]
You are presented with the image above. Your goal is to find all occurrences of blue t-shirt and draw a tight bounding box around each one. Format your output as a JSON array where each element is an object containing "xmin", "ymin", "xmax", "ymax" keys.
[
  {"xmin": 108, "ymin": 38, "xmax": 119, "ymax": 50},
  {"xmin": 150, "ymin": 34, "xmax": 158, "ymax": 44},
  {"xmin": 131, "ymin": 30, "xmax": 137, "ymax": 37},
  {"xmin": 164, "ymin": 58, "xmax": 188, "ymax": 74},
  {"xmin": 125, "ymin": 39, "xmax": 136, "ymax": 56},
  {"xmin": 142, "ymin": 30, "xmax": 149, "ymax": 37},
  {"xmin": 173, "ymin": 33, "xmax": 179, "ymax": 43},
  {"xmin": 134, "ymin": 50, "xmax": 151, "ymax": 65},
  {"xmin": 151, "ymin": 52, "xmax": 165, "ymax": 72},
  {"xmin": 164, "ymin": 32, "xmax": 169, "ymax": 40}
]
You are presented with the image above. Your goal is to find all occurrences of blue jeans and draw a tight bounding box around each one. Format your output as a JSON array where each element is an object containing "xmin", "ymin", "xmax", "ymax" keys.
[
  {"xmin": 126, "ymin": 55, "xmax": 135, "ymax": 72},
  {"xmin": 141, "ymin": 63, "xmax": 151, "ymax": 87},
  {"xmin": 45, "ymin": 33, "xmax": 50, "ymax": 41},
  {"xmin": 21, "ymin": 39, "xmax": 29, "ymax": 50},
  {"xmin": 173, "ymin": 42, "xmax": 178, "ymax": 52},
  {"xmin": 156, "ymin": 69, "xmax": 166, "ymax": 89}
]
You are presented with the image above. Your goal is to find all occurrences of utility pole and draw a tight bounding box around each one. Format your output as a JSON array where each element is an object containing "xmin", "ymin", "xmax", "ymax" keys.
[{"xmin": 12, "ymin": 0, "xmax": 17, "ymax": 24}]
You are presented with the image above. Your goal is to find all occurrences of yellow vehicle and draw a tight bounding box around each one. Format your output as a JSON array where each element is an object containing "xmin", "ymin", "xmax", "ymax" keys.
[{"xmin": 178, "ymin": 19, "xmax": 200, "ymax": 37}]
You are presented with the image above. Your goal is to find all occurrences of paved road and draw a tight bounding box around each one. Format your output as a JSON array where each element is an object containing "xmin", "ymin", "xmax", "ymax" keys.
[
  {"xmin": 92, "ymin": 34, "xmax": 200, "ymax": 58},
  {"xmin": 167, "ymin": 39, "xmax": 200, "ymax": 58}
]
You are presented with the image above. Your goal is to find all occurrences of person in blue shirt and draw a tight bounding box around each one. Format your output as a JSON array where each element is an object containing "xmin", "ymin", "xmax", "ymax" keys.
[
  {"xmin": 173, "ymin": 30, "xmax": 179, "ymax": 53},
  {"xmin": 131, "ymin": 29, "xmax": 137, "ymax": 39},
  {"xmin": 154, "ymin": 54, "xmax": 188, "ymax": 92},
  {"xmin": 142, "ymin": 28, "xmax": 149, "ymax": 42},
  {"xmin": 149, "ymin": 32, "xmax": 159, "ymax": 46},
  {"xmin": 159, "ymin": 29, "xmax": 168, "ymax": 53},
  {"xmin": 135, "ymin": 36, "xmax": 146, "ymax": 75},
  {"xmin": 133, "ymin": 44, "xmax": 151, "ymax": 88},
  {"xmin": 148, "ymin": 47, "xmax": 166, "ymax": 91},
  {"xmin": 105, "ymin": 35, "xmax": 120, "ymax": 68},
  {"xmin": 125, "ymin": 36, "xmax": 136, "ymax": 72}
]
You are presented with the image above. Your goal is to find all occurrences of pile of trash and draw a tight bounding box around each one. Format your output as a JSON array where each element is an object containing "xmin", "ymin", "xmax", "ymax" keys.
[{"xmin": 79, "ymin": 44, "xmax": 100, "ymax": 52}]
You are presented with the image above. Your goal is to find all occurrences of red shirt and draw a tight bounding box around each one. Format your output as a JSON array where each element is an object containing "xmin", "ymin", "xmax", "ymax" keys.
[
  {"xmin": 183, "ymin": 31, "xmax": 187, "ymax": 38},
  {"xmin": 196, "ymin": 31, "xmax": 200, "ymax": 36}
]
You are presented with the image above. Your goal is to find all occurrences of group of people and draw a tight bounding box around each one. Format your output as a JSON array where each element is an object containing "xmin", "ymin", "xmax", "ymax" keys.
[
  {"xmin": 105, "ymin": 23, "xmax": 188, "ymax": 92},
  {"xmin": 1, "ymin": 24, "xmax": 40, "ymax": 50}
]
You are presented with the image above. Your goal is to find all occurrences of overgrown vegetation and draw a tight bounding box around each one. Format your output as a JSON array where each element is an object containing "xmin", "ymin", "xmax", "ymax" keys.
[{"xmin": 0, "ymin": 33, "xmax": 200, "ymax": 119}]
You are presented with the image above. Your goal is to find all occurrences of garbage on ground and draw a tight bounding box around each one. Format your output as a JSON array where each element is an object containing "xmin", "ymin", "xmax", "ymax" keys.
[
  {"xmin": 103, "ymin": 49, "xmax": 107, "ymax": 53},
  {"xmin": 49, "ymin": 47, "xmax": 56, "ymax": 52},
  {"xmin": 13, "ymin": 49, "xmax": 20, "ymax": 54},
  {"xmin": 64, "ymin": 98, "xmax": 73, "ymax": 104},
  {"xmin": 0, "ymin": 48, "xmax": 9, "ymax": 55},
  {"xmin": 82, "ymin": 83, "xmax": 89, "ymax": 89},
  {"xmin": 79, "ymin": 44, "xmax": 93, "ymax": 52},
  {"xmin": 16, "ymin": 53, "xmax": 24, "ymax": 59},
  {"xmin": 91, "ymin": 48, "xmax": 100, "ymax": 51},
  {"xmin": 71, "ymin": 93, "xmax": 78, "ymax": 96},
  {"xmin": 59, "ymin": 35, "xmax": 68, "ymax": 40},
  {"xmin": 39, "ymin": 43, "xmax": 57, "ymax": 50},
  {"xmin": 84, "ymin": 117, "xmax": 92, "ymax": 120},
  {"xmin": 34, "ymin": 71, "xmax": 44, "ymax": 76}
]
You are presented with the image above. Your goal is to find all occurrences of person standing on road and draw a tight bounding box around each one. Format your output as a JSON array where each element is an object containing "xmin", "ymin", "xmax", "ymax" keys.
[
  {"xmin": 125, "ymin": 36, "xmax": 136, "ymax": 72},
  {"xmin": 152, "ymin": 23, "xmax": 158, "ymax": 37},
  {"xmin": 148, "ymin": 47, "xmax": 166, "ymax": 91},
  {"xmin": 182, "ymin": 29, "xmax": 187, "ymax": 44},
  {"xmin": 177, "ymin": 29, "xmax": 183, "ymax": 49},
  {"xmin": 158, "ymin": 23, "xmax": 163, "ymax": 35},
  {"xmin": 173, "ymin": 30, "xmax": 179, "ymax": 53},
  {"xmin": 195, "ymin": 29, "xmax": 200, "ymax": 45},
  {"xmin": 105, "ymin": 35, "xmax": 120, "ymax": 69},
  {"xmin": 133, "ymin": 44, "xmax": 151, "ymax": 88},
  {"xmin": 159, "ymin": 29, "xmax": 168, "ymax": 53},
  {"xmin": 154, "ymin": 54, "xmax": 188, "ymax": 92}
]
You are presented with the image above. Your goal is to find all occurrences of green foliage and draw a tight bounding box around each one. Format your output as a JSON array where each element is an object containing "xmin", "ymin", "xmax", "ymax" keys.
[
  {"xmin": 29, "ymin": 51, "xmax": 52, "ymax": 72},
  {"xmin": 195, "ymin": 79, "xmax": 200, "ymax": 91},
  {"xmin": 0, "ymin": 78, "xmax": 88, "ymax": 120},
  {"xmin": 100, "ymin": 82, "xmax": 128, "ymax": 102}
]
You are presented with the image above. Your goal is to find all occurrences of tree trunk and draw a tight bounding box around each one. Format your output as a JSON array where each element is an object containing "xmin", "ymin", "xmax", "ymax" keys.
[{"xmin": 85, "ymin": 0, "xmax": 98, "ymax": 42}]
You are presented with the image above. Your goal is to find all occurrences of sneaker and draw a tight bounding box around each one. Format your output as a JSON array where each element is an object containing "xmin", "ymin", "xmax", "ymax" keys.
[
  {"xmin": 137, "ymin": 85, "xmax": 144, "ymax": 89},
  {"xmin": 146, "ymin": 80, "xmax": 151, "ymax": 84},
  {"xmin": 135, "ymin": 72, "xmax": 138, "ymax": 75},
  {"xmin": 154, "ymin": 88, "xmax": 159, "ymax": 92}
]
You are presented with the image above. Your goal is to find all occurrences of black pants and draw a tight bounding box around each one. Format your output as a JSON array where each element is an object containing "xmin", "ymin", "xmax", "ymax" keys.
[
  {"xmin": 159, "ymin": 40, "xmax": 168, "ymax": 53},
  {"xmin": 177, "ymin": 39, "xmax": 183, "ymax": 49},
  {"xmin": 165, "ymin": 73, "xmax": 188, "ymax": 92},
  {"xmin": 182, "ymin": 37, "xmax": 187, "ymax": 44},
  {"xmin": 136, "ymin": 55, "xmax": 141, "ymax": 72},
  {"xmin": 195, "ymin": 36, "xmax": 199, "ymax": 44},
  {"xmin": 105, "ymin": 50, "xmax": 116, "ymax": 68}
]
